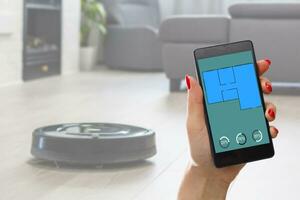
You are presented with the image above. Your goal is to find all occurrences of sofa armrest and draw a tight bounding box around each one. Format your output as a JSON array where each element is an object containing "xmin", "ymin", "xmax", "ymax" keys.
[{"xmin": 159, "ymin": 15, "xmax": 230, "ymax": 43}]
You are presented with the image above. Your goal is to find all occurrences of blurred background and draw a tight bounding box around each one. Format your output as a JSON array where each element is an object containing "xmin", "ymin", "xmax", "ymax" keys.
[{"xmin": 0, "ymin": 0, "xmax": 300, "ymax": 199}]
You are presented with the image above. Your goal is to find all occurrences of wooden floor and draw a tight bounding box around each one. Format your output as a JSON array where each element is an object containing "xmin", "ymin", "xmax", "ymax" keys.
[{"xmin": 1, "ymin": 68, "xmax": 299, "ymax": 200}]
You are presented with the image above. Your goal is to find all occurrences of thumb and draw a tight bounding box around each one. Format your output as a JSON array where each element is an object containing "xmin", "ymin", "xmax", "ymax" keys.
[{"xmin": 185, "ymin": 75, "xmax": 207, "ymax": 134}]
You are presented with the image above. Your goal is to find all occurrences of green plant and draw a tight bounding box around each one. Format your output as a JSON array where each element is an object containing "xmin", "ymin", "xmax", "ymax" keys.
[{"xmin": 81, "ymin": 0, "xmax": 107, "ymax": 47}]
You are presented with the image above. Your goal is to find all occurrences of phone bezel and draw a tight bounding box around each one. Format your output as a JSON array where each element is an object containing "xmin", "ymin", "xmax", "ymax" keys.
[{"xmin": 193, "ymin": 40, "xmax": 275, "ymax": 168}]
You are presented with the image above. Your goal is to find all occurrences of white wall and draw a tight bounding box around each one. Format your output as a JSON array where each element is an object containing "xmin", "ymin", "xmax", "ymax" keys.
[
  {"xmin": 0, "ymin": 0, "xmax": 23, "ymax": 86},
  {"xmin": 172, "ymin": 0, "xmax": 223, "ymax": 14},
  {"xmin": 61, "ymin": 0, "xmax": 80, "ymax": 75},
  {"xmin": 0, "ymin": 0, "xmax": 80, "ymax": 87},
  {"xmin": 159, "ymin": 0, "xmax": 175, "ymax": 19}
]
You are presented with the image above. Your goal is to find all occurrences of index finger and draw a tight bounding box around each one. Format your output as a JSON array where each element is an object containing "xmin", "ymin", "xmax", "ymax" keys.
[{"xmin": 257, "ymin": 59, "xmax": 271, "ymax": 76}]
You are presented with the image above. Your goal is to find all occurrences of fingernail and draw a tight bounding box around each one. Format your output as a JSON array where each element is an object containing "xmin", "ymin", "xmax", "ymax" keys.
[
  {"xmin": 265, "ymin": 59, "xmax": 272, "ymax": 66},
  {"xmin": 268, "ymin": 109, "xmax": 275, "ymax": 118},
  {"xmin": 265, "ymin": 82, "xmax": 273, "ymax": 92},
  {"xmin": 274, "ymin": 127, "xmax": 279, "ymax": 133},
  {"xmin": 185, "ymin": 75, "xmax": 191, "ymax": 90}
]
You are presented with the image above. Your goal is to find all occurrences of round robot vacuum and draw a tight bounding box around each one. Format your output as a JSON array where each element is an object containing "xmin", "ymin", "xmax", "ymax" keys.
[{"xmin": 31, "ymin": 123, "xmax": 156, "ymax": 165}]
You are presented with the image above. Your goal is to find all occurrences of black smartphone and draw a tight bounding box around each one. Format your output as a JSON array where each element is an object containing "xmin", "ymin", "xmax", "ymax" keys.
[{"xmin": 194, "ymin": 40, "xmax": 275, "ymax": 168}]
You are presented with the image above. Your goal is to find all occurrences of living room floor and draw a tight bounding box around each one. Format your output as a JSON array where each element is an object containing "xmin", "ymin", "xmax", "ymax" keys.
[{"xmin": 1, "ymin": 68, "xmax": 299, "ymax": 200}]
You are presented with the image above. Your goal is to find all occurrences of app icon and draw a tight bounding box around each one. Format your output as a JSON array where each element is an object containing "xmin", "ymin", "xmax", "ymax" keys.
[
  {"xmin": 219, "ymin": 136, "xmax": 230, "ymax": 148},
  {"xmin": 252, "ymin": 129, "xmax": 263, "ymax": 142},
  {"xmin": 236, "ymin": 133, "xmax": 247, "ymax": 145}
]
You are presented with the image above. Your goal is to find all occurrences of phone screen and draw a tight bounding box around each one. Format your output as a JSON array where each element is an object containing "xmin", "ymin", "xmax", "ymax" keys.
[{"xmin": 197, "ymin": 50, "xmax": 270, "ymax": 153}]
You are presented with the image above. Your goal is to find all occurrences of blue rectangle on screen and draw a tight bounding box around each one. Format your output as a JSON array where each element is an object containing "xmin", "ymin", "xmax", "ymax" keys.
[
  {"xmin": 202, "ymin": 63, "xmax": 261, "ymax": 110},
  {"xmin": 222, "ymin": 89, "xmax": 238, "ymax": 101},
  {"xmin": 203, "ymin": 70, "xmax": 222, "ymax": 104},
  {"xmin": 219, "ymin": 67, "xmax": 235, "ymax": 85},
  {"xmin": 233, "ymin": 63, "xmax": 261, "ymax": 109}
]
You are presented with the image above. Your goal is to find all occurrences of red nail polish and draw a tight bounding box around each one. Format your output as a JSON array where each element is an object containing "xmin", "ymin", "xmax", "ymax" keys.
[
  {"xmin": 265, "ymin": 59, "xmax": 272, "ymax": 65},
  {"xmin": 185, "ymin": 75, "xmax": 191, "ymax": 90},
  {"xmin": 265, "ymin": 82, "xmax": 273, "ymax": 92},
  {"xmin": 268, "ymin": 109, "xmax": 275, "ymax": 118},
  {"xmin": 274, "ymin": 127, "xmax": 279, "ymax": 133}
]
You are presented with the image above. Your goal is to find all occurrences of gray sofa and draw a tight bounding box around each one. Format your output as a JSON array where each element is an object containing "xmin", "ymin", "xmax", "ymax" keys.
[
  {"xmin": 159, "ymin": 3, "xmax": 300, "ymax": 91},
  {"xmin": 102, "ymin": 0, "xmax": 162, "ymax": 71},
  {"xmin": 159, "ymin": 16, "xmax": 230, "ymax": 91}
]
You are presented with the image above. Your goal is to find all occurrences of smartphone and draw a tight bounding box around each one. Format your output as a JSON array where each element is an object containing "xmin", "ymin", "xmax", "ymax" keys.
[{"xmin": 194, "ymin": 40, "xmax": 275, "ymax": 168}]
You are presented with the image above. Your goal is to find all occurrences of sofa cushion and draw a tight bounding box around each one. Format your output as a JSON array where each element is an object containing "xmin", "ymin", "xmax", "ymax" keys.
[
  {"xmin": 159, "ymin": 16, "xmax": 230, "ymax": 43},
  {"xmin": 229, "ymin": 3, "xmax": 300, "ymax": 19}
]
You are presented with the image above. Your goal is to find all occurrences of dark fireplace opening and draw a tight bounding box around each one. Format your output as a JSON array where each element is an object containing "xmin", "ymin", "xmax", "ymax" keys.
[{"xmin": 23, "ymin": 0, "xmax": 62, "ymax": 81}]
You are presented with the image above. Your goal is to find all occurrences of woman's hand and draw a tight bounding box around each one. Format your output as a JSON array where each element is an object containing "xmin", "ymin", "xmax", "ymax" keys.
[{"xmin": 178, "ymin": 59, "xmax": 278, "ymax": 200}]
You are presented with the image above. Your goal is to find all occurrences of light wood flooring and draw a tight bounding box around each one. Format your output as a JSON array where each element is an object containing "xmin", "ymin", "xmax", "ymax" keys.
[{"xmin": 0, "ymin": 68, "xmax": 299, "ymax": 200}]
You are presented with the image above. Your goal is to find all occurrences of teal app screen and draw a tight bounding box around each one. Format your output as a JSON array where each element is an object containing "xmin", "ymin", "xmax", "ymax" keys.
[{"xmin": 197, "ymin": 51, "xmax": 270, "ymax": 153}]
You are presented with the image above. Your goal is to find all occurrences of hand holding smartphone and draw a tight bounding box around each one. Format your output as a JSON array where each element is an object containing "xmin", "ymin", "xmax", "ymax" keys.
[{"xmin": 194, "ymin": 40, "xmax": 275, "ymax": 167}]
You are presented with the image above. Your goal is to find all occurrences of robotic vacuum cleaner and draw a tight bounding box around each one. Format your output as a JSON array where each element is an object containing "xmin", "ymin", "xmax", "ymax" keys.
[{"xmin": 31, "ymin": 123, "xmax": 156, "ymax": 164}]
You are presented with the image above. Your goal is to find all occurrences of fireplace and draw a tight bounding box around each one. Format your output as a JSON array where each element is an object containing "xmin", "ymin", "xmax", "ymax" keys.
[{"xmin": 23, "ymin": 0, "xmax": 62, "ymax": 81}]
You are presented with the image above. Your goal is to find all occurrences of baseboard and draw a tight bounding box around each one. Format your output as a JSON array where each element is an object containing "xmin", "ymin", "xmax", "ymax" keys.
[
  {"xmin": 272, "ymin": 82, "xmax": 300, "ymax": 95},
  {"xmin": 273, "ymin": 82, "xmax": 300, "ymax": 88}
]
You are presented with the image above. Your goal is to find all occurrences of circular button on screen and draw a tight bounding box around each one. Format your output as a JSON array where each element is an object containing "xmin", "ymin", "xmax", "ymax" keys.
[
  {"xmin": 252, "ymin": 129, "xmax": 263, "ymax": 142},
  {"xmin": 236, "ymin": 133, "xmax": 247, "ymax": 145},
  {"xmin": 219, "ymin": 136, "xmax": 230, "ymax": 148}
]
